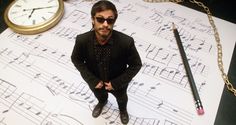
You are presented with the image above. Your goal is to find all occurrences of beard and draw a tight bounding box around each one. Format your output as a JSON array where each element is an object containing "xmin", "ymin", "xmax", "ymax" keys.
[{"xmin": 95, "ymin": 27, "xmax": 112, "ymax": 40}]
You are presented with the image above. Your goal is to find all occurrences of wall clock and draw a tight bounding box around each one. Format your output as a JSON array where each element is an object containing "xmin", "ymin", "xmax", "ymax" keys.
[{"xmin": 4, "ymin": 0, "xmax": 64, "ymax": 35}]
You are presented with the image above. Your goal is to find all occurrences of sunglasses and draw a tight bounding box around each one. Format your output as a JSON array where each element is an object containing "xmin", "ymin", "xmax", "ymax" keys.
[{"xmin": 95, "ymin": 17, "xmax": 115, "ymax": 24}]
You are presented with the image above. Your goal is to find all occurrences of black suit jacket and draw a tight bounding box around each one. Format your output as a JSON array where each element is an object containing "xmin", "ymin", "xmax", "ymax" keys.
[{"xmin": 71, "ymin": 30, "xmax": 142, "ymax": 91}]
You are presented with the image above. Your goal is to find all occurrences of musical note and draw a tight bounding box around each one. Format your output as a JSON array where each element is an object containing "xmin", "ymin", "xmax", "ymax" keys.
[
  {"xmin": 128, "ymin": 81, "xmax": 144, "ymax": 94},
  {"xmin": 156, "ymin": 101, "xmax": 164, "ymax": 109},
  {"xmin": 51, "ymin": 26, "xmax": 81, "ymax": 41},
  {"xmin": 145, "ymin": 83, "xmax": 160, "ymax": 96},
  {"xmin": 63, "ymin": 9, "xmax": 89, "ymax": 24}
]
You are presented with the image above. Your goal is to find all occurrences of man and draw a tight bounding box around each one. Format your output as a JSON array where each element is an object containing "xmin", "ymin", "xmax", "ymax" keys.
[{"xmin": 71, "ymin": 0, "xmax": 142, "ymax": 124}]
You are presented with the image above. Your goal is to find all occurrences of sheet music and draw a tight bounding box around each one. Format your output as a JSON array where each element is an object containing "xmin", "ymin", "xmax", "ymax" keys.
[{"xmin": 0, "ymin": 0, "xmax": 236, "ymax": 125}]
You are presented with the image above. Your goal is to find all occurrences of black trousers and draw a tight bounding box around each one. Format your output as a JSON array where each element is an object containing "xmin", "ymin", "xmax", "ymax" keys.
[{"xmin": 92, "ymin": 86, "xmax": 128, "ymax": 111}]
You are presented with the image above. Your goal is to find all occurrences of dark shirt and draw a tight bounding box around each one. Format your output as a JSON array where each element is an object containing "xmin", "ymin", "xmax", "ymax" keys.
[{"xmin": 94, "ymin": 38, "xmax": 113, "ymax": 82}]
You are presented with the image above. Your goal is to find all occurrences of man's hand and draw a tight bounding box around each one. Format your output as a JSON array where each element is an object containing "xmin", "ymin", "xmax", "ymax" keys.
[
  {"xmin": 95, "ymin": 81, "xmax": 104, "ymax": 89},
  {"xmin": 104, "ymin": 82, "xmax": 114, "ymax": 91}
]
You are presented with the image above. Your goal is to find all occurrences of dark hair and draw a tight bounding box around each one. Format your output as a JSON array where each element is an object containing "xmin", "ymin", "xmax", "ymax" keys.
[{"xmin": 91, "ymin": 0, "xmax": 118, "ymax": 20}]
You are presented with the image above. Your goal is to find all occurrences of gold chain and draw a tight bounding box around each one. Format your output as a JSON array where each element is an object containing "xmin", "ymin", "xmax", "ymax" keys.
[{"xmin": 143, "ymin": 0, "xmax": 236, "ymax": 96}]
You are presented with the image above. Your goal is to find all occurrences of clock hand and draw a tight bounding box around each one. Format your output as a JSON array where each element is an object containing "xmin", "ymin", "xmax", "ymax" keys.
[
  {"xmin": 34, "ymin": 6, "xmax": 57, "ymax": 10},
  {"xmin": 28, "ymin": 8, "xmax": 35, "ymax": 19},
  {"xmin": 23, "ymin": 6, "xmax": 57, "ymax": 11}
]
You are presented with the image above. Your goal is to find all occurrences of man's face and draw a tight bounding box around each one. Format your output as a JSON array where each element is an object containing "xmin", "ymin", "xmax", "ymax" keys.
[{"xmin": 92, "ymin": 10, "xmax": 116, "ymax": 39}]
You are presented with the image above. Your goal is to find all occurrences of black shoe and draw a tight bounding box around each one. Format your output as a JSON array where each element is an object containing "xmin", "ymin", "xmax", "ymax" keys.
[
  {"xmin": 92, "ymin": 101, "xmax": 107, "ymax": 118},
  {"xmin": 120, "ymin": 110, "xmax": 129, "ymax": 124}
]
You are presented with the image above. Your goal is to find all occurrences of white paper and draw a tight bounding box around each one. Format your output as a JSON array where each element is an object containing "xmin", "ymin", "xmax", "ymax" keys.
[{"xmin": 0, "ymin": 0, "xmax": 236, "ymax": 125}]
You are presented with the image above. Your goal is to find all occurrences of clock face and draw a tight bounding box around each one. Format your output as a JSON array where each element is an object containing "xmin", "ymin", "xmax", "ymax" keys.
[
  {"xmin": 4, "ymin": 0, "xmax": 64, "ymax": 34},
  {"xmin": 8, "ymin": 0, "xmax": 60, "ymax": 26}
]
